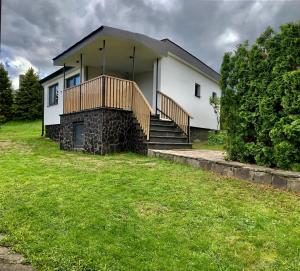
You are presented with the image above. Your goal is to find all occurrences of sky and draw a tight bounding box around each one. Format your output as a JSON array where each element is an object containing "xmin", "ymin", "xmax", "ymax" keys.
[{"xmin": 1, "ymin": 0, "xmax": 299, "ymax": 89}]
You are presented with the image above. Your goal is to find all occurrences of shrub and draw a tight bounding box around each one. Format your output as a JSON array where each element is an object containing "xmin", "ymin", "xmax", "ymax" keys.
[
  {"xmin": 221, "ymin": 21, "xmax": 300, "ymax": 170},
  {"xmin": 207, "ymin": 130, "xmax": 227, "ymax": 146},
  {"xmin": 0, "ymin": 115, "xmax": 6, "ymax": 126}
]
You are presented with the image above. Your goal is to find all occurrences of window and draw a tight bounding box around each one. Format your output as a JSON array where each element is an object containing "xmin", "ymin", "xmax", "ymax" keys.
[
  {"xmin": 73, "ymin": 122, "xmax": 84, "ymax": 148},
  {"xmin": 66, "ymin": 74, "xmax": 80, "ymax": 88},
  {"xmin": 48, "ymin": 83, "xmax": 59, "ymax": 106},
  {"xmin": 212, "ymin": 92, "xmax": 217, "ymax": 99},
  {"xmin": 195, "ymin": 83, "xmax": 201, "ymax": 98}
]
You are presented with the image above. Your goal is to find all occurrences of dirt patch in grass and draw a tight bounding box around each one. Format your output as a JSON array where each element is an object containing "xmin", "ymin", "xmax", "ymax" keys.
[
  {"xmin": 0, "ymin": 140, "xmax": 32, "ymax": 154},
  {"xmin": 135, "ymin": 201, "xmax": 170, "ymax": 218}
]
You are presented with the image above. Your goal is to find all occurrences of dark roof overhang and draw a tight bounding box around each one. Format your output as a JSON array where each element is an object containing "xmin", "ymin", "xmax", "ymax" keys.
[{"xmin": 40, "ymin": 66, "xmax": 72, "ymax": 84}]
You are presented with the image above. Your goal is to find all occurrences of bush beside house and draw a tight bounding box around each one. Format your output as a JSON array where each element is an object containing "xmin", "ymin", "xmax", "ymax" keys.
[{"xmin": 221, "ymin": 21, "xmax": 300, "ymax": 170}]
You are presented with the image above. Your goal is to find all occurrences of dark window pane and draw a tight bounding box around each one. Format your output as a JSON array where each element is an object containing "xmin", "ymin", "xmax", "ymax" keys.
[
  {"xmin": 66, "ymin": 74, "xmax": 80, "ymax": 88},
  {"xmin": 49, "ymin": 84, "xmax": 58, "ymax": 106},
  {"xmin": 195, "ymin": 83, "xmax": 200, "ymax": 98},
  {"xmin": 212, "ymin": 92, "xmax": 217, "ymax": 98},
  {"xmin": 74, "ymin": 122, "xmax": 84, "ymax": 148}
]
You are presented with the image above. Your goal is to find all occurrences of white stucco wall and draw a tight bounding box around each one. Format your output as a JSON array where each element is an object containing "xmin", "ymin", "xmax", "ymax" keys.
[
  {"xmin": 135, "ymin": 71, "xmax": 154, "ymax": 106},
  {"xmin": 159, "ymin": 54, "xmax": 221, "ymax": 130},
  {"xmin": 43, "ymin": 68, "xmax": 81, "ymax": 125}
]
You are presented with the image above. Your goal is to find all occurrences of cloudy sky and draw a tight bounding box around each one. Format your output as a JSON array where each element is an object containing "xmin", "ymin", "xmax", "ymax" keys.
[{"xmin": 1, "ymin": 0, "xmax": 299, "ymax": 88}]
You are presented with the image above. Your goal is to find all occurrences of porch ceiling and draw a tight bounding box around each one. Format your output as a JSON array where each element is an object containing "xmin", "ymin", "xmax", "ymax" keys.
[{"xmin": 53, "ymin": 26, "xmax": 166, "ymax": 73}]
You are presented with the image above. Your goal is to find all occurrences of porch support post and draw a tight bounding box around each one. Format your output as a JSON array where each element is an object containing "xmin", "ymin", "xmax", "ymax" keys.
[
  {"xmin": 101, "ymin": 40, "xmax": 106, "ymax": 107},
  {"xmin": 80, "ymin": 54, "xmax": 82, "ymax": 110},
  {"xmin": 102, "ymin": 40, "xmax": 106, "ymax": 75},
  {"xmin": 131, "ymin": 46, "xmax": 136, "ymax": 81},
  {"xmin": 63, "ymin": 63, "xmax": 66, "ymax": 89},
  {"xmin": 63, "ymin": 63, "xmax": 66, "ymax": 114},
  {"xmin": 80, "ymin": 54, "xmax": 83, "ymax": 84},
  {"xmin": 155, "ymin": 58, "xmax": 159, "ymax": 115}
]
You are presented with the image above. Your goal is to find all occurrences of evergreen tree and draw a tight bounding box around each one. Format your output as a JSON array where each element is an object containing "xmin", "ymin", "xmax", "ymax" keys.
[
  {"xmin": 14, "ymin": 68, "xmax": 43, "ymax": 120},
  {"xmin": 0, "ymin": 64, "xmax": 14, "ymax": 122},
  {"xmin": 221, "ymin": 21, "xmax": 300, "ymax": 170}
]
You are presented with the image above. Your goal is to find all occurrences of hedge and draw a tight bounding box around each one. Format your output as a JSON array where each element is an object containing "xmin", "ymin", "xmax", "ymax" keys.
[{"xmin": 220, "ymin": 21, "xmax": 300, "ymax": 171}]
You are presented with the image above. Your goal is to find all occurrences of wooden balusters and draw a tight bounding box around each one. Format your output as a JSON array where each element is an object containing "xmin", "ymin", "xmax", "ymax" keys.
[
  {"xmin": 63, "ymin": 75, "xmax": 154, "ymax": 140},
  {"xmin": 156, "ymin": 91, "xmax": 191, "ymax": 140}
]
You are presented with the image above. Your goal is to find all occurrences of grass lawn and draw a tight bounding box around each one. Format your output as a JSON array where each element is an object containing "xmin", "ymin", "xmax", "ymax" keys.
[{"xmin": 0, "ymin": 121, "xmax": 300, "ymax": 271}]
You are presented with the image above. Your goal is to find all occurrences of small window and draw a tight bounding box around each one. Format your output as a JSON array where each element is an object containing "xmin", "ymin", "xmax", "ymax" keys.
[
  {"xmin": 73, "ymin": 122, "xmax": 84, "ymax": 148},
  {"xmin": 212, "ymin": 92, "xmax": 217, "ymax": 99},
  {"xmin": 195, "ymin": 83, "xmax": 201, "ymax": 98},
  {"xmin": 49, "ymin": 83, "xmax": 59, "ymax": 106},
  {"xmin": 66, "ymin": 74, "xmax": 80, "ymax": 88}
]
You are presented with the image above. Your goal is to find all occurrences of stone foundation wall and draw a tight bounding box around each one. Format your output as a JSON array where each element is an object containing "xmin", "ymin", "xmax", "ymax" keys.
[
  {"xmin": 45, "ymin": 124, "xmax": 60, "ymax": 141},
  {"xmin": 60, "ymin": 108, "xmax": 147, "ymax": 155},
  {"xmin": 190, "ymin": 127, "xmax": 212, "ymax": 141}
]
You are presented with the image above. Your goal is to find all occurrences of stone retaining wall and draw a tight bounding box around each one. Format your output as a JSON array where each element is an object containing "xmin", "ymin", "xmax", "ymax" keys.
[
  {"xmin": 148, "ymin": 150, "xmax": 300, "ymax": 193},
  {"xmin": 60, "ymin": 108, "xmax": 147, "ymax": 155}
]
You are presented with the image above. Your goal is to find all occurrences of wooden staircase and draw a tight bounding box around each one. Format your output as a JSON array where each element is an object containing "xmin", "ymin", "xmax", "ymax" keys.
[{"xmin": 147, "ymin": 115, "xmax": 192, "ymax": 150}]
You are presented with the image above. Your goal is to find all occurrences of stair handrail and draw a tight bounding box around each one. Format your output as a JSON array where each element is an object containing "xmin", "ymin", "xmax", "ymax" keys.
[
  {"xmin": 156, "ymin": 90, "xmax": 192, "ymax": 142},
  {"xmin": 132, "ymin": 82, "xmax": 155, "ymax": 140}
]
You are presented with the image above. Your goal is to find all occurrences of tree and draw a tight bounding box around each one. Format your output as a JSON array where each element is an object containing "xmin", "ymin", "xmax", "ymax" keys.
[
  {"xmin": 209, "ymin": 96, "xmax": 220, "ymax": 130},
  {"xmin": 221, "ymin": 21, "xmax": 300, "ymax": 170},
  {"xmin": 0, "ymin": 64, "xmax": 13, "ymax": 122},
  {"xmin": 14, "ymin": 68, "xmax": 43, "ymax": 120}
]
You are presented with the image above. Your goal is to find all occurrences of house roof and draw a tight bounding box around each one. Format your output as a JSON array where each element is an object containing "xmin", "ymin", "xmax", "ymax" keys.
[
  {"xmin": 161, "ymin": 39, "xmax": 220, "ymax": 82},
  {"xmin": 40, "ymin": 66, "xmax": 72, "ymax": 84},
  {"xmin": 43, "ymin": 26, "xmax": 220, "ymax": 83}
]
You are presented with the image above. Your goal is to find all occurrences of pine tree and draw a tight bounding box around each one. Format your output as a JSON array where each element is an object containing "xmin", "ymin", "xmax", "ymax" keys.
[
  {"xmin": 0, "ymin": 64, "xmax": 14, "ymax": 123},
  {"xmin": 14, "ymin": 68, "xmax": 43, "ymax": 120}
]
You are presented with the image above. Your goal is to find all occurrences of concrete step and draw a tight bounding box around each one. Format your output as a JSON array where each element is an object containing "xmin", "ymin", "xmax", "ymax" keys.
[
  {"xmin": 150, "ymin": 119, "xmax": 174, "ymax": 126},
  {"xmin": 149, "ymin": 136, "xmax": 188, "ymax": 143},
  {"xmin": 147, "ymin": 142, "xmax": 192, "ymax": 150},
  {"xmin": 150, "ymin": 124, "xmax": 180, "ymax": 132},
  {"xmin": 150, "ymin": 129, "xmax": 184, "ymax": 137}
]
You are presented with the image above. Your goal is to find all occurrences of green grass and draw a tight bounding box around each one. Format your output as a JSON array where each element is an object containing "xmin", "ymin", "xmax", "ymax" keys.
[
  {"xmin": 0, "ymin": 121, "xmax": 300, "ymax": 271},
  {"xmin": 192, "ymin": 141, "xmax": 224, "ymax": 151}
]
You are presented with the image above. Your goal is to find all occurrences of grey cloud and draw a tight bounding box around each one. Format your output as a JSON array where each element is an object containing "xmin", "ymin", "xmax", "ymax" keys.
[{"xmin": 1, "ymin": 0, "xmax": 300, "ymax": 88}]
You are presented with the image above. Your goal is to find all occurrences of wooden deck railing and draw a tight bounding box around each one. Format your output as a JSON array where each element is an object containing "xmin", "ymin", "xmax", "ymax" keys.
[
  {"xmin": 156, "ymin": 91, "xmax": 192, "ymax": 141},
  {"xmin": 63, "ymin": 75, "xmax": 154, "ymax": 140}
]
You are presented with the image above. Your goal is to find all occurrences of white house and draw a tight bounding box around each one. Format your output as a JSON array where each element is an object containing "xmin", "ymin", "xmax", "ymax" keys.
[{"xmin": 41, "ymin": 26, "xmax": 221, "ymax": 154}]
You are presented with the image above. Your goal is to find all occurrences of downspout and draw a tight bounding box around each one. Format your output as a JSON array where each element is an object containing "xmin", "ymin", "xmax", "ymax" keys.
[{"xmin": 41, "ymin": 86, "xmax": 44, "ymax": 136}]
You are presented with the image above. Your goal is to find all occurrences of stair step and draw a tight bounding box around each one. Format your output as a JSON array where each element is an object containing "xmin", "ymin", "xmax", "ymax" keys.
[
  {"xmin": 147, "ymin": 142, "xmax": 192, "ymax": 150},
  {"xmin": 150, "ymin": 115, "xmax": 160, "ymax": 120},
  {"xmin": 150, "ymin": 129, "xmax": 183, "ymax": 137},
  {"xmin": 150, "ymin": 136, "xmax": 187, "ymax": 143},
  {"xmin": 150, "ymin": 119, "xmax": 174, "ymax": 126},
  {"xmin": 150, "ymin": 124, "xmax": 179, "ymax": 131}
]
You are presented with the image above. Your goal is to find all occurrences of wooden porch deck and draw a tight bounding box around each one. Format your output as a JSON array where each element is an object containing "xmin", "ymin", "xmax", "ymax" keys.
[{"xmin": 63, "ymin": 75, "xmax": 191, "ymax": 142}]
